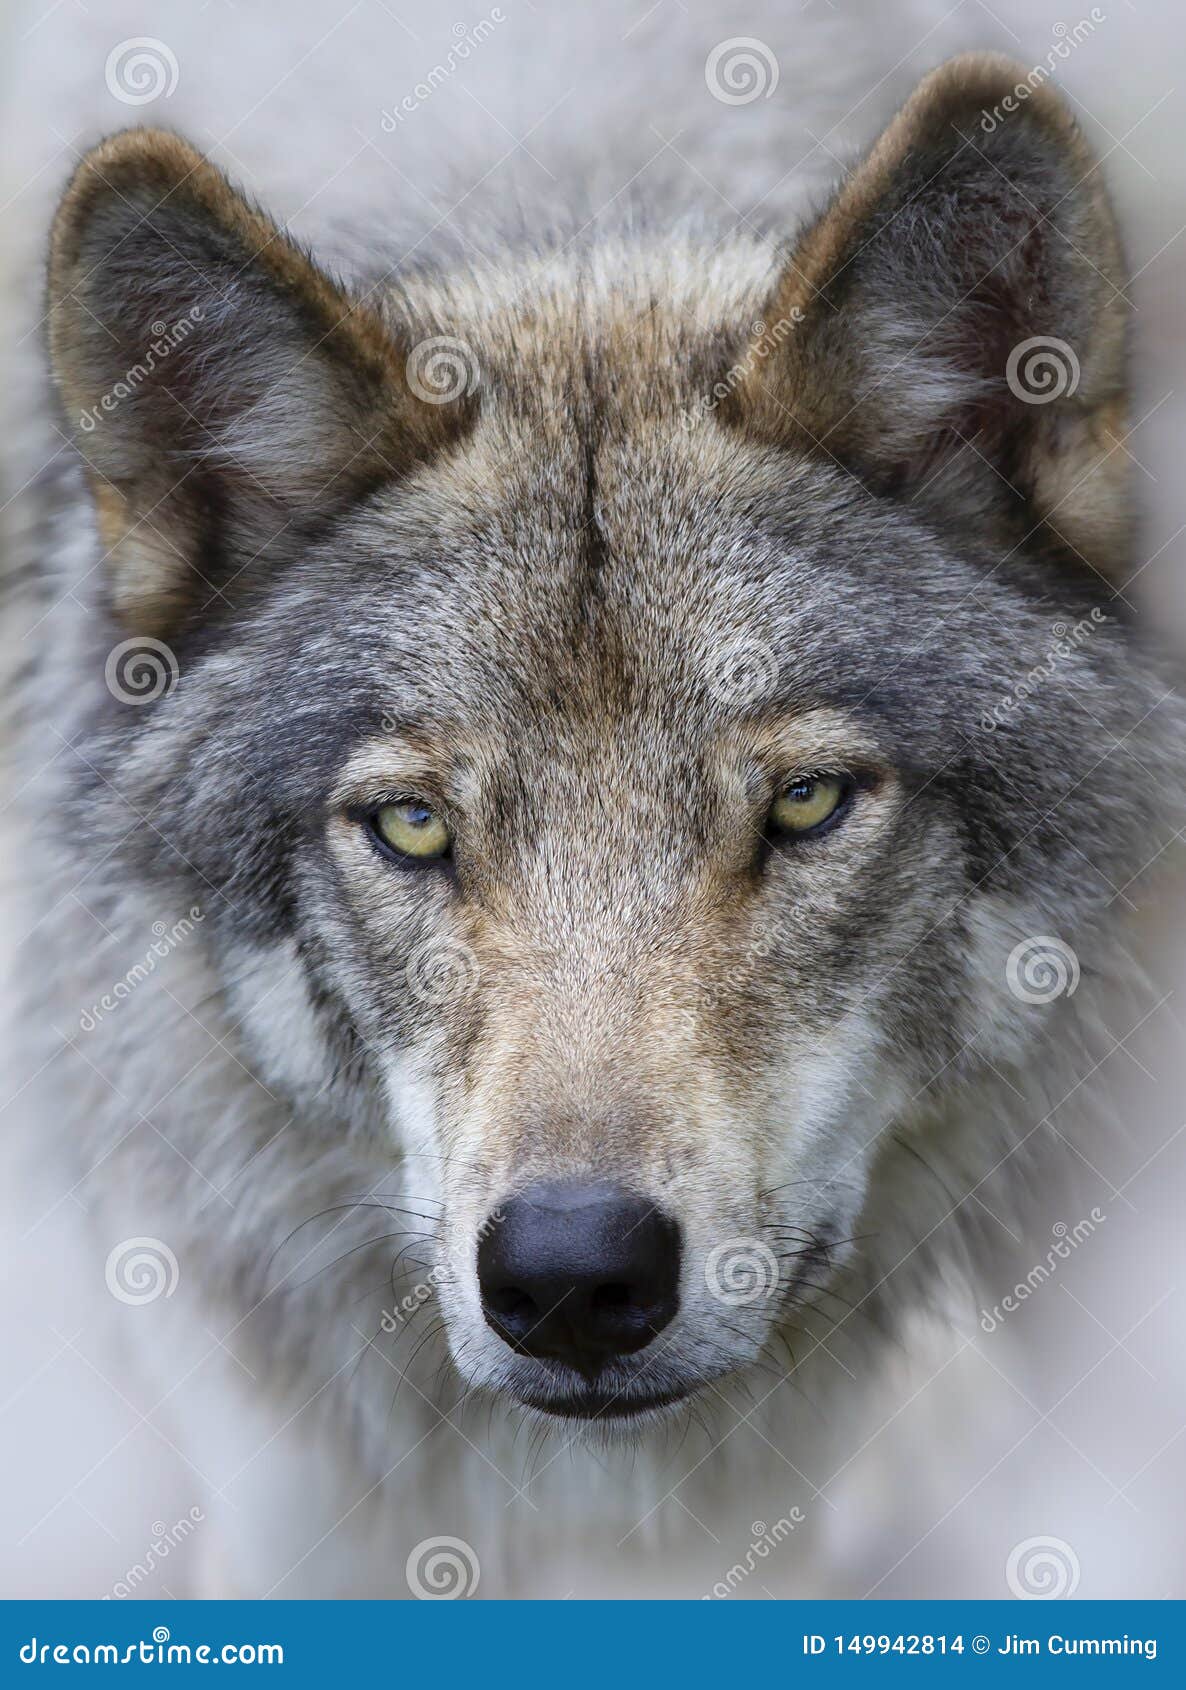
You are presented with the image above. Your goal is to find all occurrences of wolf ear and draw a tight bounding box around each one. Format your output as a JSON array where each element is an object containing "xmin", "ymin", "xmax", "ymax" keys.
[
  {"xmin": 49, "ymin": 130, "xmax": 464, "ymax": 634},
  {"xmin": 730, "ymin": 53, "xmax": 1130, "ymax": 579}
]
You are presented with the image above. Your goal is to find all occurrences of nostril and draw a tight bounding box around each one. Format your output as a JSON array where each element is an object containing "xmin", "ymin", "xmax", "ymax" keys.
[
  {"xmin": 487, "ymin": 1285, "xmax": 537, "ymax": 1324},
  {"xmin": 591, "ymin": 1281, "xmax": 632, "ymax": 1314}
]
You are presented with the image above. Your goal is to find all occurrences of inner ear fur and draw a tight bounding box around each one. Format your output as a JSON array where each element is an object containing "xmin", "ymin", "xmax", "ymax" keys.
[
  {"xmin": 48, "ymin": 129, "xmax": 468, "ymax": 635},
  {"xmin": 726, "ymin": 52, "xmax": 1131, "ymax": 579}
]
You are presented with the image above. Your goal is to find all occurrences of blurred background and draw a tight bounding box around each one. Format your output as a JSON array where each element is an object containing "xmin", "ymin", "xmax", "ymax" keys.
[{"xmin": 1, "ymin": 0, "xmax": 1184, "ymax": 1599}]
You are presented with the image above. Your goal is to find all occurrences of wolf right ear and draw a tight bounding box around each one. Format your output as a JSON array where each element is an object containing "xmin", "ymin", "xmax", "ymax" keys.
[
  {"xmin": 728, "ymin": 53, "xmax": 1131, "ymax": 580},
  {"xmin": 49, "ymin": 130, "xmax": 467, "ymax": 635}
]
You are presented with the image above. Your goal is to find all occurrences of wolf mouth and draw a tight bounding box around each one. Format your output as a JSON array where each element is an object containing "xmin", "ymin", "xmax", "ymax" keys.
[{"xmin": 518, "ymin": 1384, "xmax": 693, "ymax": 1421}]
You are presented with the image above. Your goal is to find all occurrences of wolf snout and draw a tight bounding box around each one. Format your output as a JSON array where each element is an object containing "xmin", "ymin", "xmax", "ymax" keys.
[{"xmin": 476, "ymin": 1181, "xmax": 681, "ymax": 1376}]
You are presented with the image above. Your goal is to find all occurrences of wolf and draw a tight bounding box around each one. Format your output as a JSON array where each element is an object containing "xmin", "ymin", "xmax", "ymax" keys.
[{"xmin": 4, "ymin": 14, "xmax": 1183, "ymax": 1597}]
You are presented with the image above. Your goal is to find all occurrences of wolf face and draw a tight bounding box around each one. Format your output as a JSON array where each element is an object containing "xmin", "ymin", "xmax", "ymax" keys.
[{"xmin": 46, "ymin": 56, "xmax": 1180, "ymax": 1425}]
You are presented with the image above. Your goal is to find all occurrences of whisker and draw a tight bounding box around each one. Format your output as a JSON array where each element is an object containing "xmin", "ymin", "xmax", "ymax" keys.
[
  {"xmin": 390, "ymin": 1318, "xmax": 449, "ymax": 1419},
  {"xmin": 282, "ymin": 1229, "xmax": 437, "ymax": 1294},
  {"xmin": 266, "ymin": 1200, "xmax": 441, "ymax": 1281}
]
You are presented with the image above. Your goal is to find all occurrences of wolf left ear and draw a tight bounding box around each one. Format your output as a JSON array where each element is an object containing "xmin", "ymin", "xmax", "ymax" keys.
[
  {"xmin": 49, "ymin": 130, "xmax": 466, "ymax": 635},
  {"xmin": 730, "ymin": 53, "xmax": 1130, "ymax": 579}
]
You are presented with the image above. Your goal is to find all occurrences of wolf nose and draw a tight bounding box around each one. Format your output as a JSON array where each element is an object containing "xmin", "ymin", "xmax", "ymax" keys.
[{"xmin": 477, "ymin": 1181, "xmax": 680, "ymax": 1374}]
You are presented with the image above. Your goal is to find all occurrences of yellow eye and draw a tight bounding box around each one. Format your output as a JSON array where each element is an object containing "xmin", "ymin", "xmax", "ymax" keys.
[
  {"xmin": 770, "ymin": 773, "xmax": 849, "ymax": 837},
  {"xmin": 371, "ymin": 800, "xmax": 451, "ymax": 861}
]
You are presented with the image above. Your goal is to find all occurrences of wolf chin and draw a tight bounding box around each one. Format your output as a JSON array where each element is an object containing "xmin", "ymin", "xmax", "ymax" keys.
[{"xmin": 7, "ymin": 44, "xmax": 1183, "ymax": 1597}]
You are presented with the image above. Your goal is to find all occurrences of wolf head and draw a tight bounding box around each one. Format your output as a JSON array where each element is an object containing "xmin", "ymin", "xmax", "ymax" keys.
[{"xmin": 47, "ymin": 55, "xmax": 1179, "ymax": 1425}]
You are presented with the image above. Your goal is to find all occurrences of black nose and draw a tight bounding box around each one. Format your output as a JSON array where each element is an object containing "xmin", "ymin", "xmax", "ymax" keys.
[{"xmin": 477, "ymin": 1181, "xmax": 681, "ymax": 1376}]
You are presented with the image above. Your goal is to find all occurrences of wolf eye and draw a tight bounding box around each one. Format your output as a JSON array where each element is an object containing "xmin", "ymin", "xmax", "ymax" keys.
[
  {"xmin": 368, "ymin": 800, "xmax": 451, "ymax": 863},
  {"xmin": 769, "ymin": 773, "xmax": 852, "ymax": 839}
]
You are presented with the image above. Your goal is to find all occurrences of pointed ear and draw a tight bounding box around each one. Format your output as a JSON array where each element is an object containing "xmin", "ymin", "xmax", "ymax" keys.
[
  {"xmin": 49, "ymin": 130, "xmax": 468, "ymax": 634},
  {"xmin": 728, "ymin": 53, "xmax": 1130, "ymax": 579}
]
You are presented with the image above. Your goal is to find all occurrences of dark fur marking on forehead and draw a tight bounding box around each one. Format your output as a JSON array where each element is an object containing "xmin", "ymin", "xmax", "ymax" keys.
[{"xmin": 581, "ymin": 413, "xmax": 613, "ymax": 603}]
